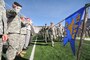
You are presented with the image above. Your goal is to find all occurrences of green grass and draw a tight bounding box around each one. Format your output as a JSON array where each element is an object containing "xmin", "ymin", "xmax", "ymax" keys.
[
  {"xmin": 23, "ymin": 44, "xmax": 33, "ymax": 59},
  {"xmin": 34, "ymin": 40, "xmax": 77, "ymax": 60},
  {"xmin": 23, "ymin": 39, "xmax": 37, "ymax": 59},
  {"xmin": 33, "ymin": 39, "xmax": 90, "ymax": 60},
  {"xmin": 80, "ymin": 40, "xmax": 90, "ymax": 60},
  {"xmin": 23, "ymin": 39, "xmax": 90, "ymax": 60}
]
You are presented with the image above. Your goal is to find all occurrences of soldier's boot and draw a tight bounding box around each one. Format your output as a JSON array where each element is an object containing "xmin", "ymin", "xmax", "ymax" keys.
[
  {"xmin": 44, "ymin": 35, "xmax": 47, "ymax": 43},
  {"xmin": 59, "ymin": 37, "xmax": 62, "ymax": 42},
  {"xmin": 46, "ymin": 40, "xmax": 47, "ymax": 43},
  {"xmin": 45, "ymin": 39, "xmax": 47, "ymax": 43},
  {"xmin": 21, "ymin": 50, "xmax": 26, "ymax": 54},
  {"xmin": 19, "ymin": 53, "xmax": 25, "ymax": 57},
  {"xmin": 52, "ymin": 41, "xmax": 54, "ymax": 47}
]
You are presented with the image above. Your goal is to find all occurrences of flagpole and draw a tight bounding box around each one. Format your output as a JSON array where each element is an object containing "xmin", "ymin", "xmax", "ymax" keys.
[
  {"xmin": 77, "ymin": 3, "xmax": 90, "ymax": 60},
  {"xmin": 53, "ymin": 19, "xmax": 65, "ymax": 27}
]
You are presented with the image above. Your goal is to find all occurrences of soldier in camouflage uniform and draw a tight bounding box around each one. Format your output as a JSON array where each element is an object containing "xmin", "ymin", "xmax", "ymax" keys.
[
  {"xmin": 57, "ymin": 23, "xmax": 64, "ymax": 42},
  {"xmin": 88, "ymin": 26, "xmax": 90, "ymax": 37},
  {"xmin": 23, "ymin": 18, "xmax": 32, "ymax": 50},
  {"xmin": 54, "ymin": 26, "xmax": 57, "ymax": 40},
  {"xmin": 29, "ymin": 23, "xmax": 35, "ymax": 45},
  {"xmin": 41, "ymin": 27, "xmax": 45, "ymax": 39},
  {"xmin": 48, "ymin": 22, "xmax": 55, "ymax": 47},
  {"xmin": 18, "ymin": 16, "xmax": 27, "ymax": 57},
  {"xmin": 0, "ymin": 0, "xmax": 8, "ymax": 60},
  {"xmin": 6, "ymin": 2, "xmax": 22, "ymax": 60},
  {"xmin": 44, "ymin": 24, "xmax": 48, "ymax": 43}
]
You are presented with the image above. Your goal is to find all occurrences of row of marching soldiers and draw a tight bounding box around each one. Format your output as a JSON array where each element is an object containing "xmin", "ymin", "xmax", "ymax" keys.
[
  {"xmin": 0, "ymin": 0, "xmax": 35, "ymax": 60},
  {"xmin": 39, "ymin": 22, "xmax": 65, "ymax": 47}
]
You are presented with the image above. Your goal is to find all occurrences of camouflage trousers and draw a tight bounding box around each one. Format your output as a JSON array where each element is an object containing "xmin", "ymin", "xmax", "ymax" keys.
[
  {"xmin": 6, "ymin": 34, "xmax": 20, "ymax": 60},
  {"xmin": 58, "ymin": 34, "xmax": 62, "ymax": 41},
  {"xmin": 24, "ymin": 30, "xmax": 31, "ymax": 49},
  {"xmin": 29, "ymin": 35, "xmax": 32, "ymax": 45},
  {"xmin": 18, "ymin": 34, "xmax": 26, "ymax": 53},
  {"xmin": 50, "ymin": 35, "xmax": 54, "ymax": 47},
  {"xmin": 44, "ymin": 34, "xmax": 48, "ymax": 43},
  {"xmin": 0, "ymin": 37, "xmax": 2, "ymax": 60}
]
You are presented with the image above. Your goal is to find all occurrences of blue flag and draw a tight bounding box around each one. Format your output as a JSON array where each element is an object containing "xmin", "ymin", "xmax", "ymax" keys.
[{"xmin": 63, "ymin": 7, "xmax": 85, "ymax": 55}]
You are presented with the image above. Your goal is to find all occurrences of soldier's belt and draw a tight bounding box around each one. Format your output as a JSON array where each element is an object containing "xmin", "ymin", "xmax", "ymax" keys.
[{"xmin": 8, "ymin": 33, "xmax": 20, "ymax": 34}]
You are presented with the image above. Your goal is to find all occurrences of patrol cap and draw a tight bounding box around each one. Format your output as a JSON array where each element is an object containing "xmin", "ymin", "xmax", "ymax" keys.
[{"xmin": 14, "ymin": 2, "xmax": 22, "ymax": 7}]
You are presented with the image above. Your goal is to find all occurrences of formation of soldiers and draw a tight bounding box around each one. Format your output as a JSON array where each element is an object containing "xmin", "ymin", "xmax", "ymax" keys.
[
  {"xmin": 86, "ymin": 26, "xmax": 90, "ymax": 37},
  {"xmin": 0, "ymin": 0, "xmax": 34, "ymax": 60},
  {"xmin": 0, "ymin": 0, "xmax": 90, "ymax": 60},
  {"xmin": 0, "ymin": 0, "xmax": 65, "ymax": 60},
  {"xmin": 77, "ymin": 21, "xmax": 90, "ymax": 37},
  {"xmin": 40, "ymin": 22, "xmax": 65, "ymax": 47}
]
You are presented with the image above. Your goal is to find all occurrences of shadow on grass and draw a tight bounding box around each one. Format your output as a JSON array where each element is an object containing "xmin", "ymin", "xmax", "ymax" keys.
[
  {"xmin": 2, "ymin": 56, "xmax": 28, "ymax": 60},
  {"xmin": 32, "ymin": 41, "xmax": 52, "ymax": 46},
  {"xmin": 31, "ymin": 41, "xmax": 50, "ymax": 46},
  {"xmin": 14, "ymin": 56, "xmax": 28, "ymax": 60},
  {"xmin": 36, "ymin": 43, "xmax": 49, "ymax": 46},
  {"xmin": 32, "ymin": 40, "xmax": 58, "ymax": 46},
  {"xmin": 32, "ymin": 40, "xmax": 44, "ymax": 42}
]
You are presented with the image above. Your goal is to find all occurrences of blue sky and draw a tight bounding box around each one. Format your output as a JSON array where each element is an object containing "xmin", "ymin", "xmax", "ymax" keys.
[{"xmin": 5, "ymin": 0, "xmax": 90, "ymax": 26}]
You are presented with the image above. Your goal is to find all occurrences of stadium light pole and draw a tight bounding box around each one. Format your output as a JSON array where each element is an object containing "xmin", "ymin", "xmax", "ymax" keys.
[{"xmin": 77, "ymin": 3, "xmax": 90, "ymax": 60}]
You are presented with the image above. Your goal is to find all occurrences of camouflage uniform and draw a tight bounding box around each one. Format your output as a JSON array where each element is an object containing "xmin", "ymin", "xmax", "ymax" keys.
[
  {"xmin": 19, "ymin": 27, "xmax": 26, "ymax": 53},
  {"xmin": 23, "ymin": 24, "xmax": 31, "ymax": 49},
  {"xmin": 29, "ymin": 24, "xmax": 34, "ymax": 45},
  {"xmin": 41, "ymin": 27, "xmax": 45, "ymax": 39},
  {"xmin": 6, "ymin": 14, "xmax": 21, "ymax": 60},
  {"xmin": 6, "ymin": 2, "xmax": 22, "ymax": 60},
  {"xmin": 0, "ymin": 0, "xmax": 7, "ymax": 60},
  {"xmin": 49, "ymin": 23, "xmax": 55, "ymax": 47},
  {"xmin": 6, "ymin": 2, "xmax": 22, "ymax": 59},
  {"xmin": 53, "ymin": 26, "xmax": 57, "ymax": 40},
  {"xmin": 17, "ymin": 17, "xmax": 27, "ymax": 54},
  {"xmin": 44, "ymin": 25, "xmax": 48, "ymax": 43},
  {"xmin": 57, "ymin": 24, "xmax": 64, "ymax": 41}
]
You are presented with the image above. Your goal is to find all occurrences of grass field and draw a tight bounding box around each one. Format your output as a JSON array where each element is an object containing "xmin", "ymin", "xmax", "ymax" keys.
[
  {"xmin": 23, "ymin": 38, "xmax": 90, "ymax": 60},
  {"xmin": 2, "ymin": 36, "xmax": 90, "ymax": 60},
  {"xmin": 80, "ymin": 40, "xmax": 90, "ymax": 60},
  {"xmin": 34, "ymin": 40, "xmax": 77, "ymax": 60},
  {"xmin": 24, "ymin": 45, "xmax": 33, "ymax": 59}
]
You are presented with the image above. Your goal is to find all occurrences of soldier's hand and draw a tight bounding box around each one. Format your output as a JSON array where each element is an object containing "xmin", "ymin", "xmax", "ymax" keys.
[{"xmin": 2, "ymin": 34, "xmax": 8, "ymax": 42}]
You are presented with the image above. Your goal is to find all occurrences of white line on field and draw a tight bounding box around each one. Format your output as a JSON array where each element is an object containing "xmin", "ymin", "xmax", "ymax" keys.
[
  {"xmin": 76, "ymin": 37, "xmax": 90, "ymax": 41},
  {"xmin": 29, "ymin": 38, "xmax": 37, "ymax": 60}
]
